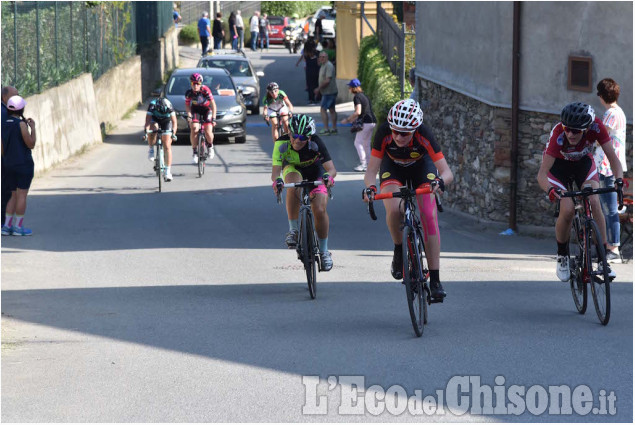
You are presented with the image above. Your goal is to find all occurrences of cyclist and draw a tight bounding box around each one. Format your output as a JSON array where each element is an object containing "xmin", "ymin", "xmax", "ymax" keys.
[
  {"xmin": 263, "ymin": 82, "xmax": 293, "ymax": 143},
  {"xmin": 271, "ymin": 114, "xmax": 336, "ymax": 271},
  {"xmin": 145, "ymin": 97, "xmax": 177, "ymax": 181},
  {"xmin": 185, "ymin": 72, "xmax": 217, "ymax": 164},
  {"xmin": 363, "ymin": 99, "xmax": 453, "ymax": 302},
  {"xmin": 537, "ymin": 102, "xmax": 623, "ymax": 281}
]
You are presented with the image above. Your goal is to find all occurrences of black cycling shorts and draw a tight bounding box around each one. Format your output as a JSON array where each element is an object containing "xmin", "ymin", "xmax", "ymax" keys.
[
  {"xmin": 151, "ymin": 118, "xmax": 173, "ymax": 133},
  {"xmin": 192, "ymin": 109, "xmax": 213, "ymax": 125},
  {"xmin": 547, "ymin": 156, "xmax": 598, "ymax": 191},
  {"xmin": 4, "ymin": 162, "xmax": 34, "ymax": 191},
  {"xmin": 379, "ymin": 156, "xmax": 438, "ymax": 190}
]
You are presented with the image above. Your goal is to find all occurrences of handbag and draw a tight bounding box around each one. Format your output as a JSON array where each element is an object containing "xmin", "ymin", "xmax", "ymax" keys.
[{"xmin": 350, "ymin": 117, "xmax": 364, "ymax": 133}]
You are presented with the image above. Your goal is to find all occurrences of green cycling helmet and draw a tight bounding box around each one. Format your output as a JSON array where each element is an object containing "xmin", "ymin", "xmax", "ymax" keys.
[{"xmin": 289, "ymin": 114, "xmax": 316, "ymax": 137}]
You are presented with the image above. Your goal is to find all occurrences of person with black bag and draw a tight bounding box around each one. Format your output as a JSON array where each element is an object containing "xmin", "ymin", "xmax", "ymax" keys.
[{"xmin": 341, "ymin": 79, "xmax": 376, "ymax": 171}]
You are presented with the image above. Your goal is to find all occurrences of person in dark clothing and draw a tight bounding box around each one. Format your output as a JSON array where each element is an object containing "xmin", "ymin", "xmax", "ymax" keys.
[
  {"xmin": 1, "ymin": 95, "xmax": 36, "ymax": 236},
  {"xmin": 228, "ymin": 12, "xmax": 238, "ymax": 50},
  {"xmin": 304, "ymin": 45, "xmax": 320, "ymax": 105},
  {"xmin": 1, "ymin": 86, "xmax": 18, "ymax": 225},
  {"xmin": 212, "ymin": 12, "xmax": 224, "ymax": 50}
]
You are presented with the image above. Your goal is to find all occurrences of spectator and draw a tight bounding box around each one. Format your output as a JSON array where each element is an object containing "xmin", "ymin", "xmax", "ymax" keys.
[
  {"xmin": 250, "ymin": 11, "xmax": 260, "ymax": 51},
  {"xmin": 301, "ymin": 40, "xmax": 320, "ymax": 105},
  {"xmin": 314, "ymin": 51, "xmax": 338, "ymax": 134},
  {"xmin": 315, "ymin": 16, "xmax": 324, "ymax": 45},
  {"xmin": 228, "ymin": 11, "xmax": 238, "ymax": 50},
  {"xmin": 1, "ymin": 96, "xmax": 36, "ymax": 236},
  {"xmin": 198, "ymin": 12, "xmax": 211, "ymax": 56},
  {"xmin": 173, "ymin": 7, "xmax": 182, "ymax": 28},
  {"xmin": 212, "ymin": 12, "xmax": 224, "ymax": 50},
  {"xmin": 594, "ymin": 78, "xmax": 628, "ymax": 263},
  {"xmin": 258, "ymin": 13, "xmax": 270, "ymax": 51},
  {"xmin": 235, "ymin": 10, "xmax": 244, "ymax": 50},
  {"xmin": 1, "ymin": 86, "xmax": 18, "ymax": 225},
  {"xmin": 340, "ymin": 79, "xmax": 376, "ymax": 171}
]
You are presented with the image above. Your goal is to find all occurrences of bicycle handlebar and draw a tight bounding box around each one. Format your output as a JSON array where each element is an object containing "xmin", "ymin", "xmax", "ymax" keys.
[
  {"xmin": 367, "ymin": 182, "xmax": 443, "ymax": 221},
  {"xmin": 562, "ymin": 186, "xmax": 624, "ymax": 209},
  {"xmin": 275, "ymin": 180, "xmax": 333, "ymax": 204}
]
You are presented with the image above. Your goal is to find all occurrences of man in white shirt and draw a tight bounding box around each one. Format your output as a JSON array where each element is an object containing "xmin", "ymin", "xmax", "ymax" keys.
[
  {"xmin": 250, "ymin": 11, "xmax": 260, "ymax": 51},
  {"xmin": 235, "ymin": 10, "xmax": 244, "ymax": 50}
]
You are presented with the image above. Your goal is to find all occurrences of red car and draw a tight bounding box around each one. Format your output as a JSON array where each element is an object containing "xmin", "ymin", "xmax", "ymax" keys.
[{"xmin": 267, "ymin": 16, "xmax": 289, "ymax": 44}]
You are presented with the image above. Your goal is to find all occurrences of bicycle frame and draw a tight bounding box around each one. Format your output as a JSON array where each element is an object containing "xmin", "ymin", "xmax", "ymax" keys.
[{"xmin": 144, "ymin": 129, "xmax": 168, "ymax": 192}]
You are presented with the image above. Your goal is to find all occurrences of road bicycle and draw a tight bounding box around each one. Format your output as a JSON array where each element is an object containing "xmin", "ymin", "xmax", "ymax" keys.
[
  {"xmin": 264, "ymin": 112, "xmax": 291, "ymax": 141},
  {"xmin": 182, "ymin": 112, "xmax": 215, "ymax": 178},
  {"xmin": 142, "ymin": 129, "xmax": 174, "ymax": 193},
  {"xmin": 563, "ymin": 185, "xmax": 623, "ymax": 325},
  {"xmin": 276, "ymin": 180, "xmax": 332, "ymax": 299},
  {"xmin": 367, "ymin": 182, "xmax": 441, "ymax": 337}
]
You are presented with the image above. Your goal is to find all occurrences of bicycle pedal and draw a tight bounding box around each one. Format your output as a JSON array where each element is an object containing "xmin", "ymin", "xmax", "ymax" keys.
[{"xmin": 429, "ymin": 297, "xmax": 444, "ymax": 304}]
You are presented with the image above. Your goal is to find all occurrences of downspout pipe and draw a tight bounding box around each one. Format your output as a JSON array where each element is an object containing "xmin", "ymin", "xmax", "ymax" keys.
[{"xmin": 509, "ymin": 1, "xmax": 521, "ymax": 231}]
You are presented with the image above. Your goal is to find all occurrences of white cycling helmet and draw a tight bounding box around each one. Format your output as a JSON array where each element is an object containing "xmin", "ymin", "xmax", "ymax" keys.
[{"xmin": 387, "ymin": 98, "xmax": 423, "ymax": 131}]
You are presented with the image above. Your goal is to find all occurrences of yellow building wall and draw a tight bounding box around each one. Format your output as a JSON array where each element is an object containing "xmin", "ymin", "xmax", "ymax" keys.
[{"xmin": 334, "ymin": 2, "xmax": 393, "ymax": 100}]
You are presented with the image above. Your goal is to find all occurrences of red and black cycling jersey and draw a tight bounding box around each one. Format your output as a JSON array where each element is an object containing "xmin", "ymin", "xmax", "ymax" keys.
[
  {"xmin": 371, "ymin": 122, "xmax": 444, "ymax": 166},
  {"xmin": 545, "ymin": 118, "xmax": 610, "ymax": 162},
  {"xmin": 185, "ymin": 85, "xmax": 214, "ymax": 112}
]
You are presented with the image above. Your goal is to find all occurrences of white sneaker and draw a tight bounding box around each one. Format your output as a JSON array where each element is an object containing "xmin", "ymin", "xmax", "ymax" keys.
[
  {"xmin": 148, "ymin": 148, "xmax": 155, "ymax": 162},
  {"xmin": 164, "ymin": 170, "xmax": 173, "ymax": 182},
  {"xmin": 598, "ymin": 262, "xmax": 616, "ymax": 279},
  {"xmin": 353, "ymin": 164, "xmax": 367, "ymax": 172},
  {"xmin": 191, "ymin": 154, "xmax": 198, "ymax": 164},
  {"xmin": 556, "ymin": 255, "xmax": 570, "ymax": 282},
  {"xmin": 207, "ymin": 145, "xmax": 215, "ymax": 161}
]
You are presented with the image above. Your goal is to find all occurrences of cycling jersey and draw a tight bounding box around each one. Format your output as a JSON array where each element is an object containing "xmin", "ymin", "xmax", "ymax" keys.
[
  {"xmin": 545, "ymin": 118, "xmax": 610, "ymax": 162},
  {"xmin": 147, "ymin": 98, "xmax": 175, "ymax": 121},
  {"xmin": 263, "ymin": 90, "xmax": 288, "ymax": 112},
  {"xmin": 185, "ymin": 85, "xmax": 214, "ymax": 113},
  {"xmin": 272, "ymin": 134, "xmax": 331, "ymax": 181},
  {"xmin": 371, "ymin": 122, "xmax": 444, "ymax": 166}
]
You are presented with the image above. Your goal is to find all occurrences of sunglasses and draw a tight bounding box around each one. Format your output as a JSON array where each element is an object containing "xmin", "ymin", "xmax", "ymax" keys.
[
  {"xmin": 191, "ymin": 82, "xmax": 201, "ymax": 86},
  {"xmin": 292, "ymin": 134, "xmax": 309, "ymax": 141},
  {"xmin": 391, "ymin": 129, "xmax": 415, "ymax": 137},
  {"xmin": 563, "ymin": 126, "xmax": 584, "ymax": 135}
]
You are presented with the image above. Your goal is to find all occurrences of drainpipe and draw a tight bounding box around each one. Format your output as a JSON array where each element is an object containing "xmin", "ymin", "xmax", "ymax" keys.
[{"xmin": 509, "ymin": 1, "xmax": 521, "ymax": 232}]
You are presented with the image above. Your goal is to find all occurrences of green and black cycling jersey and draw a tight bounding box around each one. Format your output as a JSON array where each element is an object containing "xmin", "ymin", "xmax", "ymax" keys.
[{"xmin": 272, "ymin": 134, "xmax": 331, "ymax": 176}]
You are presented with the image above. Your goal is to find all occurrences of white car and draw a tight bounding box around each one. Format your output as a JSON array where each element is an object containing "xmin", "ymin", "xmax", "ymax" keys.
[{"xmin": 308, "ymin": 7, "xmax": 336, "ymax": 40}]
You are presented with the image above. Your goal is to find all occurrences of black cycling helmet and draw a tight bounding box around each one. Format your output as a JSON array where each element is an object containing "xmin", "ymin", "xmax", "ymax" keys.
[
  {"xmin": 560, "ymin": 102, "xmax": 595, "ymax": 130},
  {"xmin": 267, "ymin": 82, "xmax": 279, "ymax": 92},
  {"xmin": 155, "ymin": 97, "xmax": 171, "ymax": 115},
  {"xmin": 289, "ymin": 114, "xmax": 316, "ymax": 137}
]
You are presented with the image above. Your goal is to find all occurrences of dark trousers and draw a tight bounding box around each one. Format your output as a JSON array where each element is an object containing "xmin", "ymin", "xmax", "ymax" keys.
[
  {"xmin": 213, "ymin": 36, "xmax": 223, "ymax": 49},
  {"xmin": 200, "ymin": 36, "xmax": 209, "ymax": 55},
  {"xmin": 1, "ymin": 158, "xmax": 9, "ymax": 223}
]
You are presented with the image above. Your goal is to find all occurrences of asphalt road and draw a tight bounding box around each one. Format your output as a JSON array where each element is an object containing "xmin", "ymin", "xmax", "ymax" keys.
[{"xmin": 2, "ymin": 45, "xmax": 632, "ymax": 422}]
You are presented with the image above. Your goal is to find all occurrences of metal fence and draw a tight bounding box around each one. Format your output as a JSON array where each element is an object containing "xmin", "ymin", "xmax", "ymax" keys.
[
  {"xmin": 376, "ymin": 4, "xmax": 415, "ymax": 98},
  {"xmin": 178, "ymin": 1, "xmax": 211, "ymax": 26},
  {"xmin": 179, "ymin": 1, "xmax": 260, "ymax": 27},
  {"xmin": 1, "ymin": 1, "xmax": 173, "ymax": 98}
]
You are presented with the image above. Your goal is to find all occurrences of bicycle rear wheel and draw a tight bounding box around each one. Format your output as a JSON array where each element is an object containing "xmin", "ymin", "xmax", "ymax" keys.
[
  {"xmin": 586, "ymin": 219, "xmax": 611, "ymax": 325},
  {"xmin": 403, "ymin": 226, "xmax": 425, "ymax": 337},
  {"xmin": 302, "ymin": 209, "xmax": 317, "ymax": 299},
  {"xmin": 569, "ymin": 216, "xmax": 587, "ymax": 313}
]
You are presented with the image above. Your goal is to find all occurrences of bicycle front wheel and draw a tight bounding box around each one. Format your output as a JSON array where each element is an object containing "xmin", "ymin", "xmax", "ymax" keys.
[
  {"xmin": 155, "ymin": 148, "xmax": 162, "ymax": 193},
  {"xmin": 569, "ymin": 216, "xmax": 587, "ymax": 313},
  {"xmin": 403, "ymin": 226, "xmax": 425, "ymax": 337},
  {"xmin": 586, "ymin": 219, "xmax": 611, "ymax": 325},
  {"xmin": 302, "ymin": 209, "xmax": 317, "ymax": 299},
  {"xmin": 198, "ymin": 140, "xmax": 205, "ymax": 177}
]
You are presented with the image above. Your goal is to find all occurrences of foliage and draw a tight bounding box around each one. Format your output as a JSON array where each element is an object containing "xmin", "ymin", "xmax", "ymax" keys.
[
  {"xmin": 179, "ymin": 23, "xmax": 199, "ymax": 44},
  {"xmin": 261, "ymin": 1, "xmax": 332, "ymax": 18},
  {"xmin": 358, "ymin": 35, "xmax": 402, "ymax": 124}
]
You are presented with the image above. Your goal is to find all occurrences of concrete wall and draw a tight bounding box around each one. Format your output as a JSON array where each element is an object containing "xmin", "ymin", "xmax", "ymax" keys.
[
  {"xmin": 415, "ymin": 2, "xmax": 633, "ymax": 119},
  {"xmin": 94, "ymin": 56, "xmax": 143, "ymax": 132},
  {"xmin": 26, "ymin": 74, "xmax": 103, "ymax": 174}
]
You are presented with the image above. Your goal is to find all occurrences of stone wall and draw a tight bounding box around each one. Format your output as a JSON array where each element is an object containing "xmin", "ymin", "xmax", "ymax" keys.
[
  {"xmin": 418, "ymin": 78, "xmax": 633, "ymax": 228},
  {"xmin": 94, "ymin": 56, "xmax": 143, "ymax": 133},
  {"xmin": 25, "ymin": 74, "xmax": 103, "ymax": 174}
]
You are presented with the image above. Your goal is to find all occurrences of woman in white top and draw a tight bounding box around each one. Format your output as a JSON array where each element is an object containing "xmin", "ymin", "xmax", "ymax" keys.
[{"xmin": 594, "ymin": 78, "xmax": 628, "ymax": 262}]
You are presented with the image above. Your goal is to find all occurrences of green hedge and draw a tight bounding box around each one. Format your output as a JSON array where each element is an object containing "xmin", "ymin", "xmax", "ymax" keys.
[
  {"xmin": 358, "ymin": 35, "xmax": 402, "ymax": 124},
  {"xmin": 179, "ymin": 23, "xmax": 198, "ymax": 44},
  {"xmin": 261, "ymin": 1, "xmax": 332, "ymax": 18}
]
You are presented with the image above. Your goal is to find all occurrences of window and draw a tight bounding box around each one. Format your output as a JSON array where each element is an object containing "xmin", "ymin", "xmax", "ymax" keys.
[{"xmin": 568, "ymin": 56, "xmax": 592, "ymax": 92}]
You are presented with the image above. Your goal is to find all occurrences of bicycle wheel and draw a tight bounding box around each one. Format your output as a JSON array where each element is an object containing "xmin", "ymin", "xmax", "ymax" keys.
[
  {"xmin": 302, "ymin": 208, "xmax": 317, "ymax": 299},
  {"xmin": 586, "ymin": 219, "xmax": 611, "ymax": 325},
  {"xmin": 197, "ymin": 139, "xmax": 205, "ymax": 177},
  {"xmin": 403, "ymin": 226, "xmax": 424, "ymax": 337},
  {"xmin": 416, "ymin": 227, "xmax": 430, "ymax": 326},
  {"xmin": 569, "ymin": 216, "xmax": 587, "ymax": 313},
  {"xmin": 155, "ymin": 147, "xmax": 162, "ymax": 193}
]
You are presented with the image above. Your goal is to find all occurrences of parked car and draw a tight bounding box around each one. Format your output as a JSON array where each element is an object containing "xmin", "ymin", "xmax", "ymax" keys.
[
  {"xmin": 197, "ymin": 51, "xmax": 264, "ymax": 114},
  {"xmin": 308, "ymin": 7, "xmax": 336, "ymax": 40},
  {"xmin": 162, "ymin": 68, "xmax": 246, "ymax": 143},
  {"xmin": 267, "ymin": 15, "xmax": 289, "ymax": 44}
]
